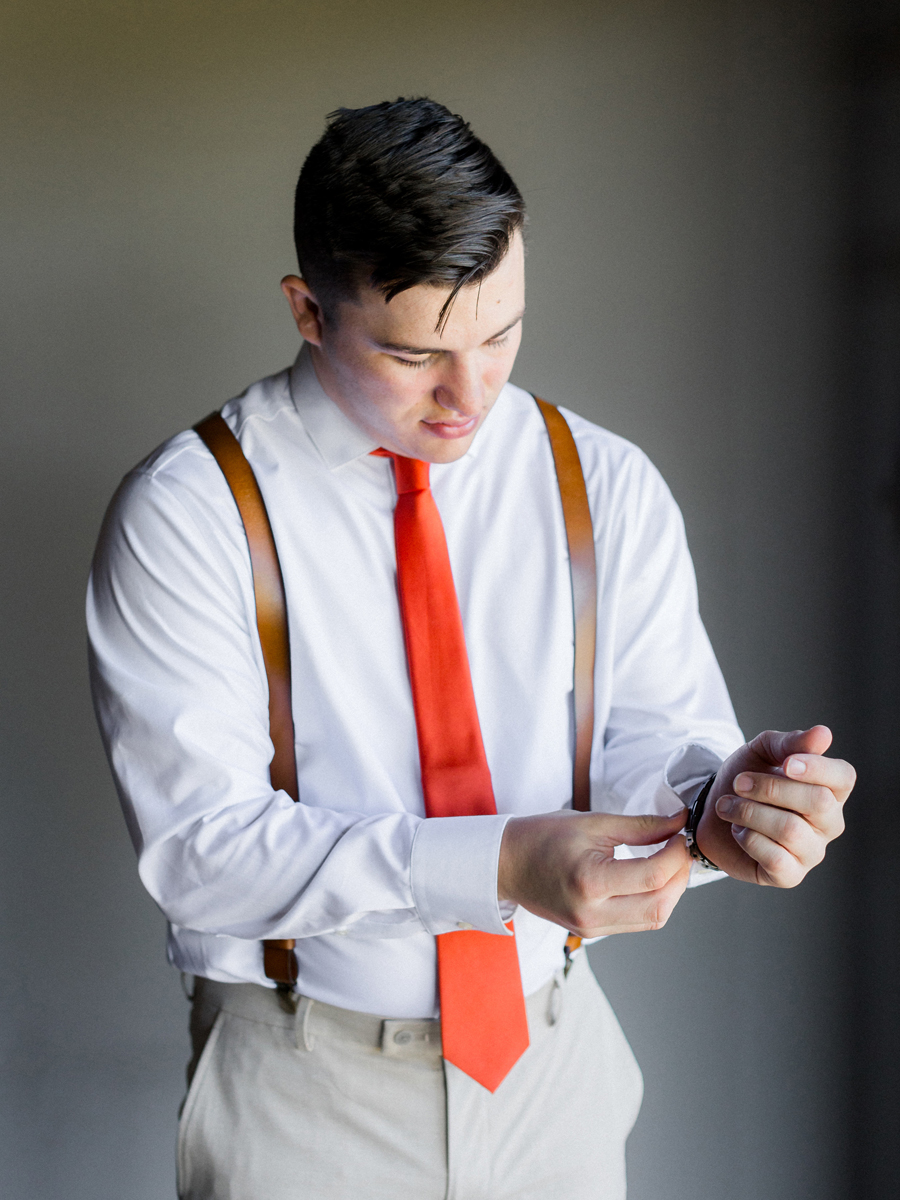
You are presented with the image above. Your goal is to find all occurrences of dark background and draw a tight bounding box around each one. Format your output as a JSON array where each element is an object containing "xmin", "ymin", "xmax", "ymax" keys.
[{"xmin": 1, "ymin": 2, "xmax": 898, "ymax": 1197}]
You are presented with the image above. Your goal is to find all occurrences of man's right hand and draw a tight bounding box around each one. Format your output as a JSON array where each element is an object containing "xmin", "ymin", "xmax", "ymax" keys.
[{"xmin": 497, "ymin": 810, "xmax": 691, "ymax": 938}]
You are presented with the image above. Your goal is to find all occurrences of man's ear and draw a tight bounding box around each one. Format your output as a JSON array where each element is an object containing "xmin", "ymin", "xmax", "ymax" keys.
[{"xmin": 281, "ymin": 275, "xmax": 325, "ymax": 346}]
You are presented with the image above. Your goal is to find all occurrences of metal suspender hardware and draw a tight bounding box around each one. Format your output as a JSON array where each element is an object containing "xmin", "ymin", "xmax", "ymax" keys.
[{"xmin": 194, "ymin": 398, "xmax": 597, "ymax": 987}]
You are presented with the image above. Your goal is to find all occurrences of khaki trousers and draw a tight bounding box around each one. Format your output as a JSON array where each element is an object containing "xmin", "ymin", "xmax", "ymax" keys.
[{"xmin": 177, "ymin": 953, "xmax": 643, "ymax": 1200}]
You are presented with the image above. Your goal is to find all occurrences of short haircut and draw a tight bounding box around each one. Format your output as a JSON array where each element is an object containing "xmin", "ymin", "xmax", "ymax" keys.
[{"xmin": 293, "ymin": 97, "xmax": 525, "ymax": 330}]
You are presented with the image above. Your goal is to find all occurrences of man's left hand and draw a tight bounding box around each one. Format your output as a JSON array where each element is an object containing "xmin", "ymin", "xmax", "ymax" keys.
[{"xmin": 696, "ymin": 726, "xmax": 855, "ymax": 887}]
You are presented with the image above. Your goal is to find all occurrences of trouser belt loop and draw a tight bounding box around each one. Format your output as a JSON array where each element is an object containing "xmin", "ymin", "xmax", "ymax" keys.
[{"xmin": 294, "ymin": 995, "xmax": 316, "ymax": 1051}]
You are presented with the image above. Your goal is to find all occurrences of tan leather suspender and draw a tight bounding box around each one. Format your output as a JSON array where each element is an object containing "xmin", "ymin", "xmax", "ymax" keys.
[
  {"xmin": 194, "ymin": 413, "xmax": 300, "ymax": 986},
  {"xmin": 534, "ymin": 399, "xmax": 597, "ymax": 815},
  {"xmin": 193, "ymin": 396, "xmax": 597, "ymax": 986}
]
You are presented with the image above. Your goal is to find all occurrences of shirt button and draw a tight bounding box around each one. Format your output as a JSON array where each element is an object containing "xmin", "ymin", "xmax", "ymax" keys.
[
  {"xmin": 394, "ymin": 1030, "xmax": 413, "ymax": 1045},
  {"xmin": 456, "ymin": 921, "xmax": 474, "ymax": 931}
]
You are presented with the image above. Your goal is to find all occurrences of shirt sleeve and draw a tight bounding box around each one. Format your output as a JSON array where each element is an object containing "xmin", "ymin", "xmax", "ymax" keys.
[{"xmin": 87, "ymin": 445, "xmax": 499, "ymax": 943}]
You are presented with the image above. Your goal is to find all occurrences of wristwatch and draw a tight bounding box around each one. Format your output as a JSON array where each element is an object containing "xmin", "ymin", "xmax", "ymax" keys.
[{"xmin": 684, "ymin": 773, "xmax": 722, "ymax": 872}]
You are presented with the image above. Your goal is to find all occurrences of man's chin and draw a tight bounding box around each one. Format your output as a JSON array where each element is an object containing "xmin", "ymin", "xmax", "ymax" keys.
[{"xmin": 415, "ymin": 431, "xmax": 479, "ymax": 464}]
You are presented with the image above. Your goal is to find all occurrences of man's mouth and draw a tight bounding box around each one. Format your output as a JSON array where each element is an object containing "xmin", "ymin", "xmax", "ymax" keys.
[{"xmin": 422, "ymin": 414, "xmax": 479, "ymax": 439}]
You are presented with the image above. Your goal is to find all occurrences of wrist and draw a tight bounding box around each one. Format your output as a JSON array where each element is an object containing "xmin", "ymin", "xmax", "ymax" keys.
[
  {"xmin": 684, "ymin": 774, "xmax": 721, "ymax": 871},
  {"xmin": 497, "ymin": 815, "xmax": 525, "ymax": 905},
  {"xmin": 497, "ymin": 810, "xmax": 579, "ymax": 906}
]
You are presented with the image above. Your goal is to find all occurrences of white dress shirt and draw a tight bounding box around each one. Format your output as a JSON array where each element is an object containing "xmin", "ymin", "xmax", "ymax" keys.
[{"xmin": 87, "ymin": 345, "xmax": 743, "ymax": 1018}]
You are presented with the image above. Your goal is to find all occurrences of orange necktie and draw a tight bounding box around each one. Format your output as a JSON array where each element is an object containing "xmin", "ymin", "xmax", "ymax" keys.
[{"xmin": 378, "ymin": 450, "xmax": 530, "ymax": 1092}]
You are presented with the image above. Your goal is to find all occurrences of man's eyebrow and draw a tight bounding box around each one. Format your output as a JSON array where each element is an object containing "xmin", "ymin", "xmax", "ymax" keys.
[{"xmin": 376, "ymin": 309, "xmax": 525, "ymax": 356}]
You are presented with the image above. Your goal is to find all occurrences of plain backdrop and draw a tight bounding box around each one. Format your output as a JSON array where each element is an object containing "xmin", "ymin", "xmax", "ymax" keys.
[{"xmin": 1, "ymin": 2, "xmax": 898, "ymax": 1198}]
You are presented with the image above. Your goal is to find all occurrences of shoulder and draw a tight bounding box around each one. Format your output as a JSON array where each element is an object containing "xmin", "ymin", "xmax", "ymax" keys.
[
  {"xmin": 110, "ymin": 369, "xmax": 293, "ymax": 523},
  {"xmin": 498, "ymin": 382, "xmax": 678, "ymax": 526},
  {"xmin": 134, "ymin": 367, "xmax": 293, "ymax": 486},
  {"xmin": 96, "ymin": 368, "xmax": 295, "ymax": 571}
]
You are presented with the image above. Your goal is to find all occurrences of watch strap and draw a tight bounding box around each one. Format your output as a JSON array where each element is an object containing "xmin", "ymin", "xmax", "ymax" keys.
[{"xmin": 684, "ymin": 773, "xmax": 721, "ymax": 871}]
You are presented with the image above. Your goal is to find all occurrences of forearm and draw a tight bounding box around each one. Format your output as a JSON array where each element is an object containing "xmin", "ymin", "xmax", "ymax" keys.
[
  {"xmin": 86, "ymin": 466, "xmax": 511, "ymax": 941},
  {"xmin": 94, "ymin": 661, "xmax": 512, "ymax": 940}
]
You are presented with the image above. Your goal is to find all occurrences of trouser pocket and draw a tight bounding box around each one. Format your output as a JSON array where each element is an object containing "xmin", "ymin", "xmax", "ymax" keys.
[{"xmin": 176, "ymin": 1007, "xmax": 224, "ymax": 1199}]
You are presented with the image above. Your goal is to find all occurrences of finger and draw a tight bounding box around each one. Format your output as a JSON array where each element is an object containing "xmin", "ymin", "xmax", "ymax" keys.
[
  {"xmin": 580, "ymin": 858, "xmax": 692, "ymax": 936},
  {"xmin": 716, "ymin": 795, "xmax": 828, "ymax": 866},
  {"xmin": 748, "ymin": 725, "xmax": 832, "ymax": 767},
  {"xmin": 783, "ymin": 754, "xmax": 857, "ymax": 805},
  {"xmin": 729, "ymin": 824, "xmax": 806, "ymax": 888},
  {"xmin": 726, "ymin": 774, "xmax": 846, "ymax": 837},
  {"xmin": 584, "ymin": 809, "xmax": 687, "ymax": 847},
  {"xmin": 585, "ymin": 835, "xmax": 690, "ymax": 897}
]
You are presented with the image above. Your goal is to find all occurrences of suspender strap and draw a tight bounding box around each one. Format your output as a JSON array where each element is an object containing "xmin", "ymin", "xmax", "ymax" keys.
[
  {"xmin": 193, "ymin": 398, "xmax": 597, "ymax": 985},
  {"xmin": 193, "ymin": 412, "xmax": 299, "ymax": 986},
  {"xmin": 535, "ymin": 399, "xmax": 597, "ymax": 813}
]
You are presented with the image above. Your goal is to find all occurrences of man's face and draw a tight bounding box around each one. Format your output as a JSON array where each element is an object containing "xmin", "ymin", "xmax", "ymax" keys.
[{"xmin": 281, "ymin": 232, "xmax": 525, "ymax": 463}]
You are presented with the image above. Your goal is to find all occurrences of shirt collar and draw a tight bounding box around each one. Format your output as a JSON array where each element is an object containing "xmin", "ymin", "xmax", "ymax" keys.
[
  {"xmin": 288, "ymin": 341, "xmax": 488, "ymax": 470},
  {"xmin": 288, "ymin": 343, "xmax": 379, "ymax": 470}
]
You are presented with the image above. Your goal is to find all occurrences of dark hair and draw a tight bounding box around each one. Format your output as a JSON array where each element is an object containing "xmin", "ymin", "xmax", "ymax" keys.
[{"xmin": 293, "ymin": 98, "xmax": 525, "ymax": 330}]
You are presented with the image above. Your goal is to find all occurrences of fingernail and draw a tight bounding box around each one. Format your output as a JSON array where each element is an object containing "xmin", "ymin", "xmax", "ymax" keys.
[
  {"xmin": 734, "ymin": 773, "xmax": 752, "ymax": 793},
  {"xmin": 787, "ymin": 757, "xmax": 807, "ymax": 776},
  {"xmin": 716, "ymin": 796, "xmax": 734, "ymax": 815}
]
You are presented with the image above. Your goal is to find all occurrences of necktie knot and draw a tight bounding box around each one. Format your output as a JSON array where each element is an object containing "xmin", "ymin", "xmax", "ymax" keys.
[{"xmin": 372, "ymin": 449, "xmax": 430, "ymax": 494}]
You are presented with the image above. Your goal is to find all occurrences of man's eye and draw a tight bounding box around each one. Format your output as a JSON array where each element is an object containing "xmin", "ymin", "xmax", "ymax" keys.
[
  {"xmin": 487, "ymin": 335, "xmax": 509, "ymax": 349},
  {"xmin": 395, "ymin": 356, "xmax": 432, "ymax": 369}
]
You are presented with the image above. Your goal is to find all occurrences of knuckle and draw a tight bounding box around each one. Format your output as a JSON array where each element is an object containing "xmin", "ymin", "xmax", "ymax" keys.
[
  {"xmin": 760, "ymin": 774, "xmax": 778, "ymax": 802},
  {"xmin": 644, "ymin": 863, "xmax": 668, "ymax": 892},
  {"xmin": 809, "ymin": 787, "xmax": 834, "ymax": 818},
  {"xmin": 766, "ymin": 846, "xmax": 800, "ymax": 886},
  {"xmin": 768, "ymin": 840, "xmax": 790, "ymax": 868},
  {"xmin": 832, "ymin": 758, "xmax": 856, "ymax": 790},
  {"xmin": 732, "ymin": 799, "xmax": 753, "ymax": 824},
  {"xmin": 570, "ymin": 862, "xmax": 594, "ymax": 905},
  {"xmin": 748, "ymin": 732, "xmax": 769, "ymax": 754},
  {"xmin": 562, "ymin": 900, "xmax": 590, "ymax": 935},
  {"xmin": 636, "ymin": 814, "xmax": 662, "ymax": 837},
  {"xmin": 645, "ymin": 897, "xmax": 673, "ymax": 931},
  {"xmin": 780, "ymin": 812, "xmax": 806, "ymax": 845}
]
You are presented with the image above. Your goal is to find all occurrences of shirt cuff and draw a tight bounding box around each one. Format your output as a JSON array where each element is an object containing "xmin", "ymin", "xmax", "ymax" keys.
[
  {"xmin": 410, "ymin": 814, "xmax": 514, "ymax": 937},
  {"xmin": 663, "ymin": 741, "xmax": 725, "ymax": 802}
]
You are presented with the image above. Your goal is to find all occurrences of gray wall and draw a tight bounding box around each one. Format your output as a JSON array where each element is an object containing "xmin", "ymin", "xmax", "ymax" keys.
[
  {"xmin": 1, "ymin": 2, "xmax": 894, "ymax": 1197},
  {"xmin": 837, "ymin": 6, "xmax": 900, "ymax": 1194}
]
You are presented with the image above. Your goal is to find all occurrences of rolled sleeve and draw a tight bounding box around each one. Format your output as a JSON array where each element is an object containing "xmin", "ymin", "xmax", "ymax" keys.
[
  {"xmin": 664, "ymin": 741, "xmax": 725, "ymax": 803},
  {"xmin": 410, "ymin": 814, "xmax": 514, "ymax": 936}
]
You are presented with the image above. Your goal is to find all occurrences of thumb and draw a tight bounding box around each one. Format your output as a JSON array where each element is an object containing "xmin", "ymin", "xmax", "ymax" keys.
[
  {"xmin": 586, "ymin": 809, "xmax": 687, "ymax": 847},
  {"xmin": 749, "ymin": 725, "xmax": 833, "ymax": 766}
]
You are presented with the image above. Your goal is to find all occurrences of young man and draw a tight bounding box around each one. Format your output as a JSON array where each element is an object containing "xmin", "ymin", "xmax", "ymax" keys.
[{"xmin": 87, "ymin": 99, "xmax": 854, "ymax": 1200}]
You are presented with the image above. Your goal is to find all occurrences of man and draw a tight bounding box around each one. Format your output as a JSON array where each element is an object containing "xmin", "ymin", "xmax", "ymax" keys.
[{"xmin": 87, "ymin": 98, "xmax": 854, "ymax": 1199}]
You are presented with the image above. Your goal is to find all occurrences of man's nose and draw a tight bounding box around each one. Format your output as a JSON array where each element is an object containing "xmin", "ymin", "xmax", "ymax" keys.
[{"xmin": 433, "ymin": 356, "xmax": 485, "ymax": 415}]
